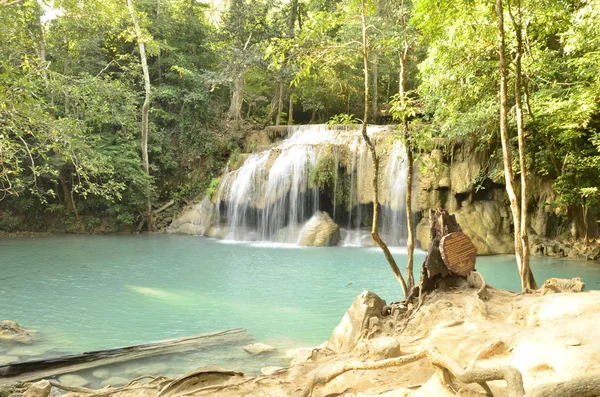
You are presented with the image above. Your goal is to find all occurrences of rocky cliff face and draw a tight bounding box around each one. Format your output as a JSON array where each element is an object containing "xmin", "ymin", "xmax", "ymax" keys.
[{"xmin": 414, "ymin": 145, "xmax": 515, "ymax": 255}]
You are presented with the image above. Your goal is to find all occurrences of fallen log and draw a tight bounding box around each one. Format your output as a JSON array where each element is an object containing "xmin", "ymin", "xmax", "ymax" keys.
[{"xmin": 0, "ymin": 328, "xmax": 250, "ymax": 384}]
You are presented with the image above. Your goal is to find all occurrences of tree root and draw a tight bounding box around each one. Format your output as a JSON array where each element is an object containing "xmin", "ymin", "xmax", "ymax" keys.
[
  {"xmin": 427, "ymin": 348, "xmax": 525, "ymax": 397},
  {"xmin": 467, "ymin": 340, "xmax": 504, "ymax": 371},
  {"xmin": 299, "ymin": 350, "xmax": 426, "ymax": 397},
  {"xmin": 524, "ymin": 374, "xmax": 600, "ymax": 397}
]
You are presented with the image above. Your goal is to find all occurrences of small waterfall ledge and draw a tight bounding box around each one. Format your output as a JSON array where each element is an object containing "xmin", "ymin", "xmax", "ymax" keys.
[{"xmin": 168, "ymin": 124, "xmax": 411, "ymax": 247}]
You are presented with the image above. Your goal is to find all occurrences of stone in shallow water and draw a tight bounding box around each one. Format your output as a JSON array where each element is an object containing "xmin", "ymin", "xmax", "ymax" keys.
[
  {"xmin": 297, "ymin": 212, "xmax": 340, "ymax": 247},
  {"xmin": 0, "ymin": 320, "xmax": 32, "ymax": 343},
  {"xmin": 102, "ymin": 376, "xmax": 129, "ymax": 387},
  {"xmin": 58, "ymin": 374, "xmax": 89, "ymax": 388},
  {"xmin": 92, "ymin": 368, "xmax": 112, "ymax": 379},
  {"xmin": 243, "ymin": 343, "xmax": 276, "ymax": 355}
]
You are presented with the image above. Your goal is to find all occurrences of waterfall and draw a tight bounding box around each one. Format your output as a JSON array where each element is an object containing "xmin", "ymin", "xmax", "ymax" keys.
[
  {"xmin": 212, "ymin": 124, "xmax": 409, "ymax": 246},
  {"xmin": 381, "ymin": 140, "xmax": 409, "ymax": 245}
]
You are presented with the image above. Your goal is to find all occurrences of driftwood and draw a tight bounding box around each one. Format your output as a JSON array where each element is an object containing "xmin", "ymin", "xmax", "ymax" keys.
[{"xmin": 0, "ymin": 328, "xmax": 249, "ymax": 383}]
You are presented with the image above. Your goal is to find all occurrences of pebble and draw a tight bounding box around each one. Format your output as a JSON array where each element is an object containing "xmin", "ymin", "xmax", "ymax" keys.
[{"xmin": 566, "ymin": 338, "xmax": 581, "ymax": 346}]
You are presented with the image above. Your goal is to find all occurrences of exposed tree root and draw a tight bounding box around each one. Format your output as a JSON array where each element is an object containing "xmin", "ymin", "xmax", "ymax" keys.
[
  {"xmin": 300, "ymin": 350, "xmax": 426, "ymax": 397},
  {"xmin": 524, "ymin": 374, "xmax": 600, "ymax": 397},
  {"xmin": 427, "ymin": 348, "xmax": 525, "ymax": 397},
  {"xmin": 156, "ymin": 367, "xmax": 244, "ymax": 397},
  {"xmin": 467, "ymin": 340, "xmax": 504, "ymax": 371}
]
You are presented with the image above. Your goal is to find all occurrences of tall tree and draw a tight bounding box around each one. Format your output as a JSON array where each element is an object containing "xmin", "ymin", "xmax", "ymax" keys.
[
  {"xmin": 360, "ymin": 0, "xmax": 409, "ymax": 298},
  {"xmin": 127, "ymin": 0, "xmax": 153, "ymax": 231},
  {"xmin": 398, "ymin": 0, "xmax": 415, "ymax": 291},
  {"xmin": 495, "ymin": 0, "xmax": 535, "ymax": 291},
  {"xmin": 508, "ymin": 0, "xmax": 536, "ymax": 290}
]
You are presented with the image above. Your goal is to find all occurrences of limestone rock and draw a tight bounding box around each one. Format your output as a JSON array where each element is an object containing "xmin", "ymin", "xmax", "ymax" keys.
[
  {"xmin": 297, "ymin": 212, "xmax": 341, "ymax": 247},
  {"xmin": 356, "ymin": 336, "xmax": 401, "ymax": 360},
  {"xmin": 205, "ymin": 226, "xmax": 228, "ymax": 239},
  {"xmin": 57, "ymin": 374, "xmax": 89, "ymax": 388},
  {"xmin": 327, "ymin": 290, "xmax": 386, "ymax": 352},
  {"xmin": 540, "ymin": 277, "xmax": 585, "ymax": 295},
  {"xmin": 229, "ymin": 153, "xmax": 251, "ymax": 171},
  {"xmin": 416, "ymin": 217, "xmax": 431, "ymax": 250},
  {"xmin": 260, "ymin": 366, "xmax": 283, "ymax": 376},
  {"xmin": 24, "ymin": 380, "xmax": 51, "ymax": 397},
  {"xmin": 168, "ymin": 197, "xmax": 215, "ymax": 236},
  {"xmin": 243, "ymin": 343, "xmax": 276, "ymax": 355},
  {"xmin": 0, "ymin": 320, "xmax": 32, "ymax": 343},
  {"xmin": 452, "ymin": 200, "xmax": 513, "ymax": 255},
  {"xmin": 450, "ymin": 161, "xmax": 481, "ymax": 194}
]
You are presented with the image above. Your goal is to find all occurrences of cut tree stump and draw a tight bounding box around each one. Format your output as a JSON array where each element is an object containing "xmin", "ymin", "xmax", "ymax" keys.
[{"xmin": 407, "ymin": 208, "xmax": 478, "ymax": 303}]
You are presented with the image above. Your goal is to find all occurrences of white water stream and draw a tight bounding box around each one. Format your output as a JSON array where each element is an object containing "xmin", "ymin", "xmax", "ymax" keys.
[{"xmin": 215, "ymin": 125, "xmax": 409, "ymax": 245}]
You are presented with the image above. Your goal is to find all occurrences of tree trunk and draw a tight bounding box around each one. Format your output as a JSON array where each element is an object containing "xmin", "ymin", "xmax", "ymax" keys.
[
  {"xmin": 288, "ymin": 0, "xmax": 299, "ymax": 38},
  {"xmin": 228, "ymin": 72, "xmax": 244, "ymax": 121},
  {"xmin": 265, "ymin": 87, "xmax": 279, "ymax": 126},
  {"xmin": 371, "ymin": 53, "xmax": 378, "ymax": 122},
  {"xmin": 361, "ymin": 0, "xmax": 408, "ymax": 299},
  {"xmin": 127, "ymin": 0, "xmax": 153, "ymax": 231},
  {"xmin": 398, "ymin": 2, "xmax": 414, "ymax": 291},
  {"xmin": 496, "ymin": 0, "xmax": 526, "ymax": 290},
  {"xmin": 512, "ymin": 1, "xmax": 536, "ymax": 290},
  {"xmin": 59, "ymin": 171, "xmax": 79, "ymax": 221},
  {"xmin": 275, "ymin": 81, "xmax": 284, "ymax": 126},
  {"xmin": 288, "ymin": 92, "xmax": 294, "ymax": 125}
]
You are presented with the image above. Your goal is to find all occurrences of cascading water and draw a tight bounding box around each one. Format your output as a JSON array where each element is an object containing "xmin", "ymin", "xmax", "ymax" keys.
[
  {"xmin": 381, "ymin": 140, "xmax": 409, "ymax": 245},
  {"xmin": 213, "ymin": 124, "xmax": 410, "ymax": 246}
]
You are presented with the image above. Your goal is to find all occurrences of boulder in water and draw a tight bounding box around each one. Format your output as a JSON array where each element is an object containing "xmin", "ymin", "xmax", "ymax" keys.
[
  {"xmin": 243, "ymin": 343, "xmax": 276, "ymax": 355},
  {"xmin": 297, "ymin": 212, "xmax": 341, "ymax": 247},
  {"xmin": 0, "ymin": 320, "xmax": 32, "ymax": 343}
]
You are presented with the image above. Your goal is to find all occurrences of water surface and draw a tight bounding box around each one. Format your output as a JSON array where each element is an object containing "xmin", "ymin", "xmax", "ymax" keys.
[{"xmin": 1, "ymin": 234, "xmax": 599, "ymax": 384}]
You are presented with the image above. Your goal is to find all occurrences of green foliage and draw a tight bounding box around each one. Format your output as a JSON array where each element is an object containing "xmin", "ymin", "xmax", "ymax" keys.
[
  {"xmin": 1, "ymin": 0, "xmax": 599, "ymax": 233},
  {"xmin": 328, "ymin": 113, "xmax": 358, "ymax": 125},
  {"xmin": 310, "ymin": 154, "xmax": 336, "ymax": 189},
  {"xmin": 207, "ymin": 177, "xmax": 221, "ymax": 198}
]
